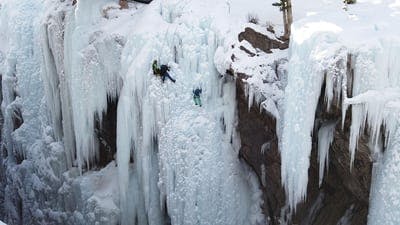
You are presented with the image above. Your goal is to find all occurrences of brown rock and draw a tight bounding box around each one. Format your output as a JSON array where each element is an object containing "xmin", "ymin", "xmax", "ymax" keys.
[
  {"xmin": 236, "ymin": 75, "xmax": 284, "ymax": 223},
  {"xmin": 94, "ymin": 98, "xmax": 118, "ymax": 169},
  {"xmin": 238, "ymin": 27, "xmax": 288, "ymax": 53}
]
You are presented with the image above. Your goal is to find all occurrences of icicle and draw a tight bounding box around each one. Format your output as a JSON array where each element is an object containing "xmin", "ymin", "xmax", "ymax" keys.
[
  {"xmin": 280, "ymin": 21, "xmax": 342, "ymax": 210},
  {"xmin": 63, "ymin": 0, "xmax": 125, "ymax": 170},
  {"xmin": 324, "ymin": 48, "xmax": 347, "ymax": 113},
  {"xmin": 247, "ymin": 83, "xmax": 254, "ymax": 110},
  {"xmin": 348, "ymin": 104, "xmax": 366, "ymax": 170},
  {"xmin": 317, "ymin": 121, "xmax": 336, "ymax": 186},
  {"xmin": 341, "ymin": 71, "xmax": 348, "ymax": 130},
  {"xmin": 325, "ymin": 71, "xmax": 334, "ymax": 111}
]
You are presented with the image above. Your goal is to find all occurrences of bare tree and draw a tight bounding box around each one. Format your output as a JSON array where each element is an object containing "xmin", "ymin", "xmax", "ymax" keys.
[
  {"xmin": 119, "ymin": 0, "xmax": 129, "ymax": 9},
  {"xmin": 273, "ymin": 0, "xmax": 293, "ymax": 40},
  {"xmin": 282, "ymin": 0, "xmax": 293, "ymax": 40}
]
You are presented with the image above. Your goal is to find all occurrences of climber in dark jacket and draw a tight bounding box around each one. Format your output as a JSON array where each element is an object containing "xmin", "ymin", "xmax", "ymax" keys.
[
  {"xmin": 160, "ymin": 65, "xmax": 176, "ymax": 83},
  {"xmin": 193, "ymin": 88, "xmax": 202, "ymax": 107},
  {"xmin": 152, "ymin": 60, "xmax": 176, "ymax": 83}
]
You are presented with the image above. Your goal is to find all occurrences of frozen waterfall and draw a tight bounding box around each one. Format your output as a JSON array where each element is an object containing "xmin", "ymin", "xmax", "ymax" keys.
[{"xmin": 0, "ymin": 0, "xmax": 265, "ymax": 224}]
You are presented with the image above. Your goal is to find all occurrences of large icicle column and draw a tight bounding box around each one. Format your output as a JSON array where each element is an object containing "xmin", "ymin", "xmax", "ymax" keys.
[
  {"xmin": 63, "ymin": 0, "xmax": 123, "ymax": 171},
  {"xmin": 280, "ymin": 21, "xmax": 343, "ymax": 209}
]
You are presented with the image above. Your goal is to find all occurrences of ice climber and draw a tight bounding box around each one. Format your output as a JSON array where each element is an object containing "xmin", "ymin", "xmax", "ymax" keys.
[
  {"xmin": 160, "ymin": 65, "xmax": 176, "ymax": 83},
  {"xmin": 152, "ymin": 60, "xmax": 176, "ymax": 83},
  {"xmin": 193, "ymin": 88, "xmax": 202, "ymax": 107},
  {"xmin": 152, "ymin": 60, "xmax": 160, "ymax": 75}
]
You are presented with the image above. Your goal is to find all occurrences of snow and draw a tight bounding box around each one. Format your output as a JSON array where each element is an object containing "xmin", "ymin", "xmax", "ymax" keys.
[{"xmin": 74, "ymin": 162, "xmax": 120, "ymax": 224}]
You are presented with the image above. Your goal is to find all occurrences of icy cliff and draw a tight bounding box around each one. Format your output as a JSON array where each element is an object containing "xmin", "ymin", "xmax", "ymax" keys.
[
  {"xmin": 1, "ymin": 0, "xmax": 400, "ymax": 224},
  {"xmin": 215, "ymin": 0, "xmax": 400, "ymax": 224},
  {"xmin": 0, "ymin": 0, "xmax": 270, "ymax": 224}
]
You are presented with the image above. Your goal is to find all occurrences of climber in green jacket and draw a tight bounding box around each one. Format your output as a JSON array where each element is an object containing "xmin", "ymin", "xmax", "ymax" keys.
[{"xmin": 152, "ymin": 60, "xmax": 161, "ymax": 75}]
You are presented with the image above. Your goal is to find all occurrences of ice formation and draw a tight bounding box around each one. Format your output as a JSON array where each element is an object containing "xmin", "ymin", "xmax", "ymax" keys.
[
  {"xmin": 280, "ymin": 1, "xmax": 400, "ymax": 223},
  {"xmin": 317, "ymin": 121, "xmax": 336, "ymax": 186},
  {"xmin": 116, "ymin": 2, "xmax": 264, "ymax": 224},
  {"xmin": 0, "ymin": 0, "xmax": 267, "ymax": 224},
  {"xmin": 280, "ymin": 21, "xmax": 341, "ymax": 209}
]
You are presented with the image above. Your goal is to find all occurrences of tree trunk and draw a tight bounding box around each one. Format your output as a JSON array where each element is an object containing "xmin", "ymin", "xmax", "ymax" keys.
[
  {"xmin": 119, "ymin": 0, "xmax": 129, "ymax": 9},
  {"xmin": 282, "ymin": 0, "xmax": 293, "ymax": 40}
]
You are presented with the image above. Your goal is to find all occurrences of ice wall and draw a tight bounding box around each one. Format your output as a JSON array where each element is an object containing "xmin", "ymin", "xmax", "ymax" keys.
[
  {"xmin": 1, "ymin": 0, "xmax": 265, "ymax": 224},
  {"xmin": 40, "ymin": 0, "xmax": 76, "ymax": 168},
  {"xmin": 0, "ymin": 0, "xmax": 45, "ymax": 162},
  {"xmin": 0, "ymin": 0, "xmax": 67, "ymax": 224},
  {"xmin": 116, "ymin": 2, "xmax": 264, "ymax": 224},
  {"xmin": 64, "ymin": 0, "xmax": 124, "ymax": 171},
  {"xmin": 0, "ymin": 0, "xmax": 123, "ymax": 224}
]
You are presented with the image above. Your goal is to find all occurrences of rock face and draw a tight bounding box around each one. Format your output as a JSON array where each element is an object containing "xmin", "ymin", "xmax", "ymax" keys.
[
  {"xmin": 94, "ymin": 98, "xmax": 118, "ymax": 169},
  {"xmin": 236, "ymin": 28, "xmax": 371, "ymax": 225},
  {"xmin": 237, "ymin": 78, "xmax": 371, "ymax": 224},
  {"xmin": 236, "ymin": 76, "xmax": 284, "ymax": 224}
]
